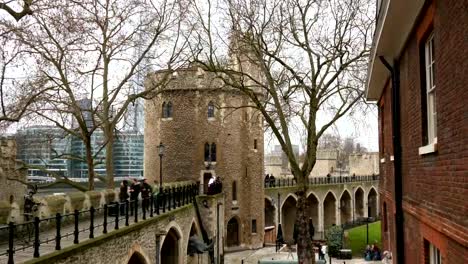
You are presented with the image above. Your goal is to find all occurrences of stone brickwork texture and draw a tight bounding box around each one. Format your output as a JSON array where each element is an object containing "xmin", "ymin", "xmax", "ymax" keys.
[
  {"xmin": 0, "ymin": 137, "xmax": 26, "ymax": 218},
  {"xmin": 144, "ymin": 66, "xmax": 265, "ymax": 249},
  {"xmin": 378, "ymin": 0, "xmax": 468, "ymax": 262}
]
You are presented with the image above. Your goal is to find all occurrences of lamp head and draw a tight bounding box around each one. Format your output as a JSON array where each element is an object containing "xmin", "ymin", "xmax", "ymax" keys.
[{"xmin": 157, "ymin": 142, "xmax": 165, "ymax": 156}]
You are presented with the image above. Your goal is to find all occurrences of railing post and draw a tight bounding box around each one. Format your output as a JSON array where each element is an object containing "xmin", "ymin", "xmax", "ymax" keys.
[
  {"xmin": 33, "ymin": 217, "xmax": 40, "ymax": 258},
  {"xmin": 103, "ymin": 204, "xmax": 108, "ymax": 234},
  {"xmin": 150, "ymin": 194, "xmax": 154, "ymax": 218},
  {"xmin": 177, "ymin": 187, "xmax": 181, "ymax": 207},
  {"xmin": 172, "ymin": 187, "xmax": 176, "ymax": 210},
  {"xmin": 115, "ymin": 203, "xmax": 119, "ymax": 230},
  {"xmin": 162, "ymin": 190, "xmax": 166, "ymax": 213},
  {"xmin": 134, "ymin": 199, "xmax": 139, "ymax": 223},
  {"xmin": 125, "ymin": 200, "xmax": 130, "ymax": 226},
  {"xmin": 167, "ymin": 189, "xmax": 172, "ymax": 211},
  {"xmin": 7, "ymin": 222, "xmax": 14, "ymax": 264},
  {"xmin": 55, "ymin": 213, "xmax": 62, "ymax": 250},
  {"xmin": 143, "ymin": 198, "xmax": 147, "ymax": 220},
  {"xmin": 155, "ymin": 193, "xmax": 160, "ymax": 215},
  {"xmin": 73, "ymin": 209, "xmax": 79, "ymax": 244},
  {"xmin": 89, "ymin": 207, "xmax": 95, "ymax": 239},
  {"xmin": 181, "ymin": 186, "xmax": 185, "ymax": 205}
]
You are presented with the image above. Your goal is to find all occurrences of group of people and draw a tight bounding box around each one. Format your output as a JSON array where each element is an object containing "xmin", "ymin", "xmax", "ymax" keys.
[
  {"xmin": 119, "ymin": 178, "xmax": 153, "ymax": 214},
  {"xmin": 264, "ymin": 174, "xmax": 276, "ymax": 187},
  {"xmin": 364, "ymin": 243, "xmax": 381, "ymax": 261}
]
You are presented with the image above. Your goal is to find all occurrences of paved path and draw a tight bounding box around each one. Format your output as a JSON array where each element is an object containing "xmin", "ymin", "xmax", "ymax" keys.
[{"xmin": 224, "ymin": 247, "xmax": 385, "ymax": 264}]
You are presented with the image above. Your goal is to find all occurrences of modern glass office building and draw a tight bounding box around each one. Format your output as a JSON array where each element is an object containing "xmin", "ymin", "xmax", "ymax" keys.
[
  {"xmin": 113, "ymin": 131, "xmax": 144, "ymax": 179},
  {"xmin": 16, "ymin": 126, "xmax": 144, "ymax": 181},
  {"xmin": 16, "ymin": 126, "xmax": 70, "ymax": 178}
]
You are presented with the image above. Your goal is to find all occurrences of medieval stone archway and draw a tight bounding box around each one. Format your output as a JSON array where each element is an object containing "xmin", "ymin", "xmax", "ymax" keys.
[
  {"xmin": 281, "ymin": 195, "xmax": 297, "ymax": 243},
  {"xmin": 264, "ymin": 197, "xmax": 277, "ymax": 244},
  {"xmin": 265, "ymin": 198, "xmax": 276, "ymax": 228},
  {"xmin": 306, "ymin": 193, "xmax": 319, "ymax": 239},
  {"xmin": 355, "ymin": 187, "xmax": 365, "ymax": 219},
  {"xmin": 368, "ymin": 188, "xmax": 378, "ymax": 218},
  {"xmin": 187, "ymin": 220, "xmax": 203, "ymax": 263},
  {"xmin": 128, "ymin": 252, "xmax": 148, "ymax": 264},
  {"xmin": 323, "ymin": 192, "xmax": 336, "ymax": 230},
  {"xmin": 340, "ymin": 190, "xmax": 352, "ymax": 224},
  {"xmin": 226, "ymin": 216, "xmax": 240, "ymax": 247},
  {"xmin": 161, "ymin": 227, "xmax": 181, "ymax": 264}
]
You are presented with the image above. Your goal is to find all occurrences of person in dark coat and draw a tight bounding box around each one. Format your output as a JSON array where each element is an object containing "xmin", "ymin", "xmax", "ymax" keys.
[
  {"xmin": 119, "ymin": 180, "xmax": 129, "ymax": 201},
  {"xmin": 129, "ymin": 178, "xmax": 141, "ymax": 215},
  {"xmin": 264, "ymin": 174, "xmax": 270, "ymax": 188},
  {"xmin": 308, "ymin": 218, "xmax": 315, "ymax": 241},
  {"xmin": 269, "ymin": 174, "xmax": 276, "ymax": 187},
  {"xmin": 119, "ymin": 180, "xmax": 129, "ymax": 215},
  {"xmin": 141, "ymin": 179, "xmax": 152, "ymax": 213},
  {"xmin": 214, "ymin": 176, "xmax": 222, "ymax": 194}
]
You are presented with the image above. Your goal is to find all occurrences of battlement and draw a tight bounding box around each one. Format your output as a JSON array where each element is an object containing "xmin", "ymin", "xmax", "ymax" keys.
[{"xmin": 146, "ymin": 64, "xmax": 263, "ymax": 96}]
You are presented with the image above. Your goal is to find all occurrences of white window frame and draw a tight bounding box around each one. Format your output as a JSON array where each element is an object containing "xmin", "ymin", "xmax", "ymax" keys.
[
  {"xmin": 429, "ymin": 243, "xmax": 442, "ymax": 264},
  {"xmin": 419, "ymin": 33, "xmax": 437, "ymax": 155},
  {"xmin": 425, "ymin": 33, "xmax": 436, "ymax": 143}
]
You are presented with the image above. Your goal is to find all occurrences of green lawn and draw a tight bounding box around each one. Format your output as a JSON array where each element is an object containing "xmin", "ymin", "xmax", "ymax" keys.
[{"xmin": 345, "ymin": 221, "xmax": 382, "ymax": 256}]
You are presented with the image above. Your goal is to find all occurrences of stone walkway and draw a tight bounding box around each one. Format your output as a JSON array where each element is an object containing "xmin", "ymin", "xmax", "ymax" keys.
[{"xmin": 224, "ymin": 247, "xmax": 384, "ymax": 264}]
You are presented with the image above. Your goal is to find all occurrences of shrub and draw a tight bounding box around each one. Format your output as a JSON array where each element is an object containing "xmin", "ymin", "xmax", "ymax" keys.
[{"xmin": 326, "ymin": 225, "xmax": 343, "ymax": 257}]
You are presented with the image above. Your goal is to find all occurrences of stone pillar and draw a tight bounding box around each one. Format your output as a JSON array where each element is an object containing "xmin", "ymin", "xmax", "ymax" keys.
[
  {"xmin": 335, "ymin": 199, "xmax": 341, "ymax": 226},
  {"xmin": 376, "ymin": 191, "xmax": 380, "ymax": 217},
  {"xmin": 352, "ymin": 188, "xmax": 356, "ymax": 223},
  {"xmin": 364, "ymin": 194, "xmax": 369, "ymax": 218},
  {"xmin": 318, "ymin": 202, "xmax": 324, "ymax": 237}
]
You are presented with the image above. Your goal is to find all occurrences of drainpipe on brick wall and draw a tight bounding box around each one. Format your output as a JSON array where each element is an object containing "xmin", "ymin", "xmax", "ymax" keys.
[{"xmin": 379, "ymin": 56, "xmax": 405, "ymax": 264}]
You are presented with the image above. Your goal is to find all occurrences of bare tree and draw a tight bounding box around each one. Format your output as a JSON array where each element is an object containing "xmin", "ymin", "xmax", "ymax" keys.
[
  {"xmin": 4, "ymin": 0, "xmax": 186, "ymax": 190},
  {"xmin": 0, "ymin": 0, "xmax": 34, "ymax": 21},
  {"xmin": 190, "ymin": 0, "xmax": 373, "ymax": 262},
  {"xmin": 0, "ymin": 25, "xmax": 51, "ymax": 128}
]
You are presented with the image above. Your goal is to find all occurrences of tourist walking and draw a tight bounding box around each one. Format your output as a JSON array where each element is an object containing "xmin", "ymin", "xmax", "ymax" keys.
[
  {"xmin": 129, "ymin": 178, "xmax": 141, "ymax": 215},
  {"xmin": 119, "ymin": 180, "xmax": 129, "ymax": 215},
  {"xmin": 141, "ymin": 179, "xmax": 152, "ymax": 213}
]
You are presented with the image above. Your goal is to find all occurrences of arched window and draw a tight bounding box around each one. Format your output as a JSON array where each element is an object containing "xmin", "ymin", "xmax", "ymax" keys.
[
  {"xmin": 166, "ymin": 102, "xmax": 173, "ymax": 118},
  {"xmin": 162, "ymin": 102, "xmax": 167, "ymax": 118},
  {"xmin": 208, "ymin": 101, "xmax": 215, "ymax": 118},
  {"xmin": 232, "ymin": 181, "xmax": 237, "ymax": 201},
  {"xmin": 204, "ymin": 143, "xmax": 217, "ymax": 162},
  {"xmin": 210, "ymin": 143, "xmax": 216, "ymax": 162},
  {"xmin": 204, "ymin": 143, "xmax": 210, "ymax": 162}
]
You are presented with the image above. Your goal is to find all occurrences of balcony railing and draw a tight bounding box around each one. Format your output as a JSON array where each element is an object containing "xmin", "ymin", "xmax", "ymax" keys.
[{"xmin": 264, "ymin": 175, "xmax": 379, "ymax": 189}]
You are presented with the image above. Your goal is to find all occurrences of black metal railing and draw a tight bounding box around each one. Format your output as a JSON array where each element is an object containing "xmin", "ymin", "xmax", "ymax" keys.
[
  {"xmin": 264, "ymin": 175, "xmax": 379, "ymax": 188},
  {"xmin": 0, "ymin": 183, "xmax": 199, "ymax": 264}
]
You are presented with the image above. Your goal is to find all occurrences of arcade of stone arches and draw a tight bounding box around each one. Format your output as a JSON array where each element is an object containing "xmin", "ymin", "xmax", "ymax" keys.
[
  {"xmin": 126, "ymin": 221, "xmax": 202, "ymax": 264},
  {"xmin": 264, "ymin": 186, "xmax": 379, "ymax": 242}
]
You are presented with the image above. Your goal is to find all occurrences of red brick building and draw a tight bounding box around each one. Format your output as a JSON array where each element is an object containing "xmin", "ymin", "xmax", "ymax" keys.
[{"xmin": 366, "ymin": 0, "xmax": 467, "ymax": 263}]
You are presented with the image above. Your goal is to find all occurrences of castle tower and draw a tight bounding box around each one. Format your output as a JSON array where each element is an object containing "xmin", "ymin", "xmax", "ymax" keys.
[{"xmin": 144, "ymin": 64, "xmax": 265, "ymax": 249}]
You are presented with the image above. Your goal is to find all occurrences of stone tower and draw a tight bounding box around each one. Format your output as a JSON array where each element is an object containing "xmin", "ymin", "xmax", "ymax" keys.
[{"xmin": 144, "ymin": 63, "xmax": 265, "ymax": 249}]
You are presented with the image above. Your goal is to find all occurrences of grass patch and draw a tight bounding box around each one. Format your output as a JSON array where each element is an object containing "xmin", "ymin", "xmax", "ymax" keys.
[{"xmin": 345, "ymin": 221, "xmax": 381, "ymax": 256}]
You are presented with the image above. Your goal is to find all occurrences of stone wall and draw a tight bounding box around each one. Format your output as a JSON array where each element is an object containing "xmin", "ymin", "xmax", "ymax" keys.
[
  {"xmin": 0, "ymin": 137, "xmax": 27, "ymax": 223},
  {"xmin": 25, "ymin": 204, "xmax": 215, "ymax": 264},
  {"xmin": 0, "ymin": 189, "xmax": 118, "ymax": 224},
  {"xmin": 349, "ymin": 152, "xmax": 379, "ymax": 176}
]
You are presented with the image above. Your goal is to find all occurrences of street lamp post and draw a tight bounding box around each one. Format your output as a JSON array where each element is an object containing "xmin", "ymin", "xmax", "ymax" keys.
[{"xmin": 157, "ymin": 142, "xmax": 165, "ymax": 193}]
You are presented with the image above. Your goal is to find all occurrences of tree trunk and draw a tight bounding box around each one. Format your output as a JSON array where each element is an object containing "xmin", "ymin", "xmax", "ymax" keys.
[
  {"xmin": 296, "ymin": 187, "xmax": 315, "ymax": 264},
  {"xmin": 105, "ymin": 128, "xmax": 115, "ymax": 189},
  {"xmin": 84, "ymin": 137, "xmax": 95, "ymax": 191}
]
